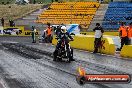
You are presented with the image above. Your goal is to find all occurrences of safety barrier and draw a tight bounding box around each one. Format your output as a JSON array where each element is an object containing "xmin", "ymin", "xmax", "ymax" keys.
[
  {"xmin": 0, "ymin": 26, "xmax": 39, "ymax": 36},
  {"xmin": 120, "ymin": 45, "xmax": 132, "ymax": 58},
  {"xmin": 52, "ymin": 35, "xmax": 115, "ymax": 55}
]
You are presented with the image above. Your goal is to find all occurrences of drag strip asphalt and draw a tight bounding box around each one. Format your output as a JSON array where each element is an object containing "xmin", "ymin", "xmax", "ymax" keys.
[{"xmin": 0, "ymin": 37, "xmax": 132, "ymax": 88}]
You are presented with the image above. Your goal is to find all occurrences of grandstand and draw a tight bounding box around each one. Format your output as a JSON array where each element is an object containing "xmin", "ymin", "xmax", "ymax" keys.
[
  {"xmin": 102, "ymin": 2, "xmax": 132, "ymax": 30},
  {"xmin": 35, "ymin": 2, "xmax": 100, "ymax": 29}
]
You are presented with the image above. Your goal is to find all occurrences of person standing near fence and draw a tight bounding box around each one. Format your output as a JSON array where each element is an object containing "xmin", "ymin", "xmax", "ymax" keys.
[
  {"xmin": 1, "ymin": 18, "xmax": 4, "ymax": 27},
  {"xmin": 127, "ymin": 22, "xmax": 132, "ymax": 44},
  {"xmin": 118, "ymin": 22, "xmax": 128, "ymax": 51},
  {"xmin": 46, "ymin": 23, "xmax": 52, "ymax": 43},
  {"xmin": 93, "ymin": 23, "xmax": 104, "ymax": 53},
  {"xmin": 31, "ymin": 26, "xmax": 37, "ymax": 43}
]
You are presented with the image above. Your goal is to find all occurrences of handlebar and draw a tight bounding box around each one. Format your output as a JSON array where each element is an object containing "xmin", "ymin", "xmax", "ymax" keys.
[
  {"xmin": 69, "ymin": 39, "xmax": 74, "ymax": 41},
  {"xmin": 55, "ymin": 37, "xmax": 74, "ymax": 41}
]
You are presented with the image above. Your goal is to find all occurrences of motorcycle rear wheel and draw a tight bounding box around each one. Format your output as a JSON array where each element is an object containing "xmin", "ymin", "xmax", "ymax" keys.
[
  {"xmin": 67, "ymin": 49, "xmax": 71, "ymax": 63},
  {"xmin": 53, "ymin": 50, "xmax": 58, "ymax": 61}
]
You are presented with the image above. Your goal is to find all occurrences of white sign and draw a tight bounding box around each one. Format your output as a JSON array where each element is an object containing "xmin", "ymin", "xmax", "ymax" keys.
[
  {"xmin": 2, "ymin": 28, "xmax": 22, "ymax": 35},
  {"xmin": 66, "ymin": 24, "xmax": 80, "ymax": 35},
  {"xmin": 52, "ymin": 24, "xmax": 80, "ymax": 35}
]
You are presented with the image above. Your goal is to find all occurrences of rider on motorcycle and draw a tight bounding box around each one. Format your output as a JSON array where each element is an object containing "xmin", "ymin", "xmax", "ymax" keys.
[{"xmin": 55, "ymin": 26, "xmax": 75, "ymax": 61}]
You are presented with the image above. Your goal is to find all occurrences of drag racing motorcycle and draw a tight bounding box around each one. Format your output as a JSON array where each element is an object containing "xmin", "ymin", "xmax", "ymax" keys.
[{"xmin": 53, "ymin": 37, "xmax": 73, "ymax": 63}]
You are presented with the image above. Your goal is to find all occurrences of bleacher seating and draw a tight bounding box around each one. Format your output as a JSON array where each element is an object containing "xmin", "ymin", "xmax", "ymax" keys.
[
  {"xmin": 36, "ymin": 2, "xmax": 100, "ymax": 29},
  {"xmin": 102, "ymin": 2, "xmax": 132, "ymax": 30}
]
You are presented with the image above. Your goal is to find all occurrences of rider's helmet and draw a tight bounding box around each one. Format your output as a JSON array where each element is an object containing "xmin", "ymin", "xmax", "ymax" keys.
[{"xmin": 61, "ymin": 26, "xmax": 67, "ymax": 33}]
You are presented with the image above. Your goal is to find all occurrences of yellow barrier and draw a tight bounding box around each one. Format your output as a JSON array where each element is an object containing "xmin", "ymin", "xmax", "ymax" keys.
[
  {"xmin": 70, "ymin": 35, "xmax": 95, "ymax": 51},
  {"xmin": 120, "ymin": 45, "xmax": 132, "ymax": 58},
  {"xmin": 4, "ymin": 26, "xmax": 25, "ymax": 31},
  {"xmin": 52, "ymin": 35, "xmax": 115, "ymax": 55},
  {"xmin": 80, "ymin": 32, "xmax": 119, "ymax": 36},
  {"xmin": 100, "ymin": 37, "xmax": 115, "ymax": 55}
]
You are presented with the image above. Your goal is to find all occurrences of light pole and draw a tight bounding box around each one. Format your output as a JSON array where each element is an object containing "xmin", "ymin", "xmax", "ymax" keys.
[
  {"xmin": 8, "ymin": 5, "xmax": 12, "ymax": 26},
  {"xmin": 70, "ymin": 5, "xmax": 73, "ymax": 24}
]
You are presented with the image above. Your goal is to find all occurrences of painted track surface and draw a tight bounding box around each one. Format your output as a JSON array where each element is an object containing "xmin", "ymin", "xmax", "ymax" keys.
[{"xmin": 0, "ymin": 36, "xmax": 132, "ymax": 88}]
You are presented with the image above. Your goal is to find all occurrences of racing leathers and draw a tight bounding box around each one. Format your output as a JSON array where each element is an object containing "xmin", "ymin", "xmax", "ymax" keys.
[{"xmin": 56, "ymin": 32, "xmax": 73, "ymax": 50}]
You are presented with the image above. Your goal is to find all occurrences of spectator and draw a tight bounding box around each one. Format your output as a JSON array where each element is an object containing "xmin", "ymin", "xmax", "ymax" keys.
[
  {"xmin": 1, "ymin": 18, "xmax": 4, "ymax": 27},
  {"xmin": 127, "ymin": 22, "xmax": 132, "ymax": 44},
  {"xmin": 9, "ymin": 20, "xmax": 11, "ymax": 27},
  {"xmin": 11, "ymin": 20, "xmax": 14, "ymax": 27},
  {"xmin": 101, "ymin": 0, "xmax": 103, "ymax": 3},
  {"xmin": 46, "ymin": 23, "xmax": 52, "ymax": 43},
  {"xmin": 117, "ymin": 22, "xmax": 128, "ymax": 51},
  {"xmin": 12, "ymin": 20, "xmax": 15, "ymax": 27},
  {"xmin": 42, "ymin": 30, "xmax": 47, "ymax": 43},
  {"xmin": 93, "ymin": 23, "xmax": 104, "ymax": 53},
  {"xmin": 33, "ymin": 0, "xmax": 36, "ymax": 4},
  {"xmin": 31, "ymin": 26, "xmax": 36, "ymax": 43},
  {"xmin": 55, "ymin": 26, "xmax": 60, "ymax": 35},
  {"xmin": 93, "ymin": 4, "xmax": 96, "ymax": 8},
  {"xmin": 126, "ymin": 17, "xmax": 132, "ymax": 20},
  {"xmin": 9, "ymin": 20, "xmax": 13, "ymax": 27}
]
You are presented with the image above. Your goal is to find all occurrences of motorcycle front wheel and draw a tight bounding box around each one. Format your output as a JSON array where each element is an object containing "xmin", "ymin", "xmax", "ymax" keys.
[{"xmin": 67, "ymin": 49, "xmax": 71, "ymax": 63}]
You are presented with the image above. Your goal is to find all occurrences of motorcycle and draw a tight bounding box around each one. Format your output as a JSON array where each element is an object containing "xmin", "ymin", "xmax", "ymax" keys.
[{"xmin": 53, "ymin": 37, "xmax": 73, "ymax": 63}]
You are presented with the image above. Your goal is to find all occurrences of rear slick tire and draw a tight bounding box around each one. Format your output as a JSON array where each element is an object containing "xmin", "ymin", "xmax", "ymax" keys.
[
  {"xmin": 67, "ymin": 50, "xmax": 71, "ymax": 63},
  {"xmin": 53, "ymin": 50, "xmax": 57, "ymax": 61}
]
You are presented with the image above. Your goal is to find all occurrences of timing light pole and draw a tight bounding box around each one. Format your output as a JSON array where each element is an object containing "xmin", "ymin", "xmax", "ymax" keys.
[{"xmin": 70, "ymin": 5, "xmax": 73, "ymax": 24}]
